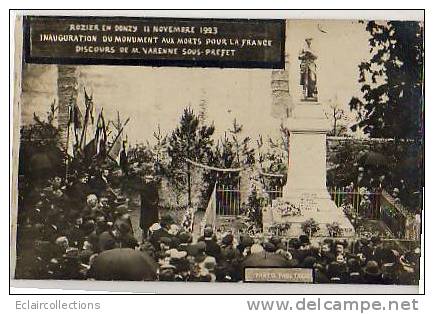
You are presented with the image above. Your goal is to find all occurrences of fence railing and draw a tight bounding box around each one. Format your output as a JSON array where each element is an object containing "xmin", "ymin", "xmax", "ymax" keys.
[
  {"xmin": 210, "ymin": 183, "xmax": 420, "ymax": 241},
  {"xmin": 329, "ymin": 187, "xmax": 382, "ymax": 219},
  {"xmin": 216, "ymin": 184, "xmax": 241, "ymax": 216},
  {"xmin": 379, "ymin": 190, "xmax": 420, "ymax": 240},
  {"xmin": 329, "ymin": 187, "xmax": 420, "ymax": 240},
  {"xmin": 264, "ymin": 185, "xmax": 283, "ymax": 204}
]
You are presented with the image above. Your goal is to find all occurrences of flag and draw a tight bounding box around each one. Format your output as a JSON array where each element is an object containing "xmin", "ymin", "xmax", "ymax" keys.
[
  {"xmin": 66, "ymin": 103, "xmax": 82, "ymax": 157},
  {"xmin": 73, "ymin": 103, "xmax": 83, "ymax": 143},
  {"xmin": 83, "ymin": 138, "xmax": 96, "ymax": 160},
  {"xmin": 95, "ymin": 111, "xmax": 107, "ymax": 156},
  {"xmin": 119, "ymin": 138, "xmax": 129, "ymax": 173},
  {"xmin": 80, "ymin": 89, "xmax": 96, "ymax": 150},
  {"xmin": 83, "ymin": 110, "xmax": 108, "ymax": 160},
  {"xmin": 108, "ymin": 130, "xmax": 123, "ymax": 163}
]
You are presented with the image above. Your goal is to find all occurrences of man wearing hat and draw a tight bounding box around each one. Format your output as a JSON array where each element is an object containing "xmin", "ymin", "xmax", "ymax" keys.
[
  {"xmin": 363, "ymin": 260, "xmax": 383, "ymax": 284},
  {"xmin": 347, "ymin": 258, "xmax": 363, "ymax": 284},
  {"xmin": 221, "ymin": 234, "xmax": 239, "ymax": 260},
  {"xmin": 151, "ymin": 225, "xmax": 172, "ymax": 249},
  {"xmin": 202, "ymin": 226, "xmax": 222, "ymax": 261},
  {"xmin": 139, "ymin": 175, "xmax": 160, "ymax": 238},
  {"xmin": 327, "ymin": 261, "xmax": 346, "ymax": 284},
  {"xmin": 185, "ymin": 241, "xmax": 207, "ymax": 264},
  {"xmin": 237, "ymin": 234, "xmax": 254, "ymax": 256}
]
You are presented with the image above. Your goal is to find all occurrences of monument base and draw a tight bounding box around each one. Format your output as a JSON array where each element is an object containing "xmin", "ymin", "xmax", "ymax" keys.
[
  {"xmin": 262, "ymin": 100, "xmax": 354, "ymax": 238},
  {"xmin": 262, "ymin": 196, "xmax": 355, "ymax": 238}
]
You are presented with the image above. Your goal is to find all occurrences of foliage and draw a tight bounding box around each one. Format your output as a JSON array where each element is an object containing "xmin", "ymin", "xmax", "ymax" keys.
[
  {"xmin": 301, "ymin": 218, "xmax": 320, "ymax": 237},
  {"xmin": 326, "ymin": 222, "xmax": 344, "ymax": 237},
  {"xmin": 327, "ymin": 137, "xmax": 422, "ymax": 212},
  {"xmin": 273, "ymin": 199, "xmax": 302, "ymax": 217},
  {"xmin": 215, "ymin": 119, "xmax": 255, "ymax": 168},
  {"xmin": 246, "ymin": 186, "xmax": 266, "ymax": 228},
  {"xmin": 209, "ymin": 119, "xmax": 255, "ymax": 188},
  {"xmin": 167, "ymin": 107, "xmax": 215, "ymax": 204},
  {"xmin": 256, "ymin": 125, "xmax": 288, "ymax": 188},
  {"xmin": 327, "ymin": 140, "xmax": 362, "ymax": 187},
  {"xmin": 349, "ymin": 21, "xmax": 424, "ymax": 140},
  {"xmin": 325, "ymin": 97, "xmax": 349, "ymax": 136},
  {"xmin": 347, "ymin": 21, "xmax": 424, "ymax": 212},
  {"xmin": 19, "ymin": 114, "xmax": 66, "ymax": 183},
  {"xmin": 268, "ymin": 222, "xmax": 292, "ymax": 236},
  {"xmin": 151, "ymin": 124, "xmax": 168, "ymax": 176}
]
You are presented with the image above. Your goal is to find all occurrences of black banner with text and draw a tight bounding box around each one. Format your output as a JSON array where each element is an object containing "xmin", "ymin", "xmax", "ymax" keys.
[{"xmin": 23, "ymin": 16, "xmax": 285, "ymax": 69}]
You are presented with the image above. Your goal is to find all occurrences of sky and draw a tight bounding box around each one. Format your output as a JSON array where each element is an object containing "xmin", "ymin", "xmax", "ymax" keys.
[{"xmin": 20, "ymin": 20, "xmax": 372, "ymax": 145}]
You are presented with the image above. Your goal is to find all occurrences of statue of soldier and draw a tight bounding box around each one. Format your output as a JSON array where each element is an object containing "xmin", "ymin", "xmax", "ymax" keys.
[{"xmin": 299, "ymin": 38, "xmax": 318, "ymax": 101}]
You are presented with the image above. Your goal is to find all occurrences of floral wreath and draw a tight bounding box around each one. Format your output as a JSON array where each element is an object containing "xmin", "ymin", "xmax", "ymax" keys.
[{"xmin": 273, "ymin": 199, "xmax": 302, "ymax": 217}]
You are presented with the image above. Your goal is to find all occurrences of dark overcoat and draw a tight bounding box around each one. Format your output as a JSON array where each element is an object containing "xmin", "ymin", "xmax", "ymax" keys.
[{"xmin": 139, "ymin": 182, "xmax": 159, "ymax": 232}]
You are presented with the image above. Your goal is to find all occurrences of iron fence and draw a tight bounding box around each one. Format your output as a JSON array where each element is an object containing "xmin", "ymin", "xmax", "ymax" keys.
[
  {"xmin": 216, "ymin": 184, "xmax": 241, "ymax": 216},
  {"xmin": 329, "ymin": 187, "xmax": 382, "ymax": 219}
]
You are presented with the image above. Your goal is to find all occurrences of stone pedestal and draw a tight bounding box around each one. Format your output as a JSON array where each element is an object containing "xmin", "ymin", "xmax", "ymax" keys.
[{"xmin": 263, "ymin": 102, "xmax": 354, "ymax": 237}]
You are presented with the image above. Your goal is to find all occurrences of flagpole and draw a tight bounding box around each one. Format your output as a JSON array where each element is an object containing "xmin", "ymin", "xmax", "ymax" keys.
[
  {"xmin": 65, "ymin": 104, "xmax": 72, "ymax": 183},
  {"xmin": 80, "ymin": 88, "xmax": 92, "ymax": 151},
  {"xmin": 106, "ymin": 117, "xmax": 130, "ymax": 156},
  {"xmin": 80, "ymin": 105, "xmax": 89, "ymax": 150}
]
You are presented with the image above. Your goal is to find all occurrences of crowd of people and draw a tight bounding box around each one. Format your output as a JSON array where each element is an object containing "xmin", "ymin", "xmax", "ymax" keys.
[
  {"xmin": 15, "ymin": 172, "xmax": 420, "ymax": 285},
  {"xmin": 138, "ymin": 224, "xmax": 421, "ymax": 284}
]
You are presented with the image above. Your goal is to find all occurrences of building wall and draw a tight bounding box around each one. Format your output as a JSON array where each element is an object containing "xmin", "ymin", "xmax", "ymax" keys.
[{"xmin": 57, "ymin": 65, "xmax": 79, "ymax": 148}]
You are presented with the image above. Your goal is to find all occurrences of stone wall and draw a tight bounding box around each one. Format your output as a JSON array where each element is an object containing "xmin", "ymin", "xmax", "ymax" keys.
[
  {"xmin": 57, "ymin": 65, "xmax": 78, "ymax": 148},
  {"xmin": 270, "ymin": 55, "xmax": 291, "ymax": 119}
]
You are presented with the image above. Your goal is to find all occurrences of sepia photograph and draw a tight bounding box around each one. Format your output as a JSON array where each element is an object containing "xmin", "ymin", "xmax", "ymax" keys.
[{"xmin": 11, "ymin": 14, "xmax": 424, "ymax": 289}]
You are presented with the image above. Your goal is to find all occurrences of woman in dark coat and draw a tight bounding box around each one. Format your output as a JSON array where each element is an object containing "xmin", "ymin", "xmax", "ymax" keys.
[{"xmin": 139, "ymin": 176, "xmax": 160, "ymax": 238}]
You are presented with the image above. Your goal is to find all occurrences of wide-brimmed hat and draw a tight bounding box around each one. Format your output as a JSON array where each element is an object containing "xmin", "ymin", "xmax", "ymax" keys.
[
  {"xmin": 380, "ymin": 249, "xmax": 398, "ymax": 264},
  {"xmin": 215, "ymin": 265, "xmax": 232, "ymax": 282},
  {"xmin": 263, "ymin": 242, "xmax": 277, "ymax": 253},
  {"xmin": 335, "ymin": 239, "xmax": 348, "ymax": 248},
  {"xmin": 270, "ymin": 236, "xmax": 282, "ymax": 246},
  {"xmin": 63, "ymin": 247, "xmax": 80, "ymax": 260},
  {"xmin": 159, "ymin": 237, "xmax": 172, "ymax": 247},
  {"xmin": 327, "ymin": 261, "xmax": 344, "ymax": 278},
  {"xmin": 114, "ymin": 196, "xmax": 128, "ymax": 205},
  {"xmin": 177, "ymin": 232, "xmax": 193, "ymax": 244},
  {"xmin": 347, "ymin": 258, "xmax": 361, "ymax": 273},
  {"xmin": 202, "ymin": 256, "xmax": 217, "ymax": 270},
  {"xmin": 301, "ymin": 256, "xmax": 317, "ymax": 268},
  {"xmin": 159, "ymin": 268, "xmax": 175, "ymax": 281},
  {"xmin": 149, "ymin": 223, "xmax": 161, "ymax": 232},
  {"xmin": 160, "ymin": 215, "xmax": 175, "ymax": 227},
  {"xmin": 221, "ymin": 246, "xmax": 237, "ymax": 260},
  {"xmin": 288, "ymin": 238, "xmax": 301, "ymax": 249},
  {"xmin": 168, "ymin": 249, "xmax": 187, "ymax": 260},
  {"xmin": 86, "ymin": 194, "xmax": 98, "ymax": 203},
  {"xmin": 299, "ymin": 235, "xmax": 310, "ymax": 245},
  {"xmin": 160, "ymin": 259, "xmax": 176, "ymax": 270},
  {"xmin": 222, "ymin": 234, "xmax": 234, "ymax": 246},
  {"xmin": 185, "ymin": 242, "xmax": 206, "ymax": 257},
  {"xmin": 381, "ymin": 262, "xmax": 396, "ymax": 275},
  {"xmin": 365, "ymin": 260, "xmax": 381, "ymax": 276},
  {"xmin": 203, "ymin": 226, "xmax": 214, "ymax": 240},
  {"xmin": 168, "ymin": 224, "xmax": 180, "ymax": 236},
  {"xmin": 239, "ymin": 235, "xmax": 254, "ymax": 248},
  {"xmin": 250, "ymin": 244, "xmax": 264, "ymax": 254}
]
